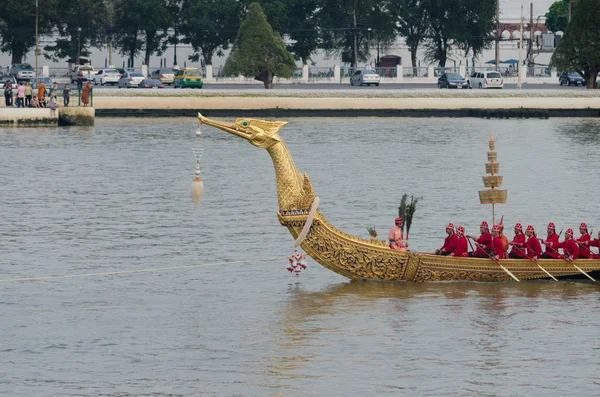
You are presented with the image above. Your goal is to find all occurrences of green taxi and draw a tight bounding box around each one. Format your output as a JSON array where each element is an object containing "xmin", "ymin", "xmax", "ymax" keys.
[{"xmin": 173, "ymin": 68, "xmax": 204, "ymax": 88}]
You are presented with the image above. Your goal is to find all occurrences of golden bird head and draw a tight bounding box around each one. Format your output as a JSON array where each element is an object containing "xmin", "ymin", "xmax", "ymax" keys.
[{"xmin": 198, "ymin": 113, "xmax": 287, "ymax": 149}]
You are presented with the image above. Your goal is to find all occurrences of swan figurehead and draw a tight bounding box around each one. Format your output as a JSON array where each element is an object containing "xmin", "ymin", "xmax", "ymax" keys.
[{"xmin": 198, "ymin": 113, "xmax": 286, "ymax": 149}]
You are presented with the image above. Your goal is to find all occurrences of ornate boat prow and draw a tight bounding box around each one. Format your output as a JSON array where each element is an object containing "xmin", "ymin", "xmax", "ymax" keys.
[{"xmin": 199, "ymin": 113, "xmax": 600, "ymax": 282}]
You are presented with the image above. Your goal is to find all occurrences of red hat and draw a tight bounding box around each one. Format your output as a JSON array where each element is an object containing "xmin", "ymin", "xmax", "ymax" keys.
[
  {"xmin": 526, "ymin": 225, "xmax": 535, "ymax": 232},
  {"xmin": 481, "ymin": 221, "xmax": 489, "ymax": 228},
  {"xmin": 447, "ymin": 222, "xmax": 455, "ymax": 229},
  {"xmin": 492, "ymin": 224, "xmax": 501, "ymax": 232},
  {"xmin": 457, "ymin": 226, "xmax": 465, "ymax": 235},
  {"xmin": 547, "ymin": 222, "xmax": 555, "ymax": 230},
  {"xmin": 580, "ymin": 222, "xmax": 588, "ymax": 229},
  {"xmin": 514, "ymin": 223, "xmax": 523, "ymax": 231},
  {"xmin": 566, "ymin": 228, "xmax": 574, "ymax": 236},
  {"xmin": 395, "ymin": 217, "xmax": 403, "ymax": 224}
]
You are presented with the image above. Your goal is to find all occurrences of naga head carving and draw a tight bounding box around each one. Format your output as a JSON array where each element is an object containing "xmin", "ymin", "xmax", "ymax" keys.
[{"xmin": 198, "ymin": 113, "xmax": 287, "ymax": 149}]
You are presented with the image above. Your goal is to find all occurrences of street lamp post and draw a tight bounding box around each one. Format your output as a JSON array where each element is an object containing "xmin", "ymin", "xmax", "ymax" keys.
[
  {"xmin": 76, "ymin": 27, "xmax": 82, "ymax": 66},
  {"xmin": 35, "ymin": 0, "xmax": 39, "ymax": 82}
]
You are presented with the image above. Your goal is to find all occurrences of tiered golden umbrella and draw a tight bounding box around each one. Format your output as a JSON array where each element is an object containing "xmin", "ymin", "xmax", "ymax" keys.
[{"xmin": 478, "ymin": 134, "xmax": 507, "ymax": 225}]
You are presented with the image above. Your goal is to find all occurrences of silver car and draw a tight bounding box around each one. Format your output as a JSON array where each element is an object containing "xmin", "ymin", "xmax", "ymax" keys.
[
  {"xmin": 118, "ymin": 72, "xmax": 145, "ymax": 88},
  {"xmin": 9, "ymin": 63, "xmax": 35, "ymax": 81},
  {"xmin": 350, "ymin": 69, "xmax": 381, "ymax": 86}
]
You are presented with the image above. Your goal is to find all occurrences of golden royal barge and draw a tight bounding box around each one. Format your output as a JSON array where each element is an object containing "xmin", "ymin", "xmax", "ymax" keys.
[{"xmin": 198, "ymin": 114, "xmax": 600, "ymax": 282}]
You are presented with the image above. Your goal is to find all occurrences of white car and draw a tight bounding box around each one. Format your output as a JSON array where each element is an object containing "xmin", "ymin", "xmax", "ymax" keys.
[
  {"xmin": 350, "ymin": 69, "xmax": 380, "ymax": 86},
  {"xmin": 94, "ymin": 69, "xmax": 121, "ymax": 85},
  {"xmin": 468, "ymin": 71, "xmax": 504, "ymax": 89},
  {"xmin": 118, "ymin": 72, "xmax": 145, "ymax": 88},
  {"xmin": 71, "ymin": 65, "xmax": 95, "ymax": 83}
]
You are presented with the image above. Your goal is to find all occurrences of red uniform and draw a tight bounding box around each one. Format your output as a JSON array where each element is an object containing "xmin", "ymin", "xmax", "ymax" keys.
[
  {"xmin": 509, "ymin": 233, "xmax": 527, "ymax": 258},
  {"xmin": 576, "ymin": 233, "xmax": 592, "ymax": 258},
  {"xmin": 590, "ymin": 239, "xmax": 600, "ymax": 255},
  {"xmin": 492, "ymin": 236, "xmax": 504, "ymax": 259},
  {"xmin": 440, "ymin": 233, "xmax": 458, "ymax": 254},
  {"xmin": 526, "ymin": 235, "xmax": 542, "ymax": 259},
  {"xmin": 452, "ymin": 236, "xmax": 468, "ymax": 257},
  {"xmin": 543, "ymin": 233, "xmax": 561, "ymax": 259},
  {"xmin": 558, "ymin": 239, "xmax": 579, "ymax": 260},
  {"xmin": 473, "ymin": 232, "xmax": 493, "ymax": 257}
]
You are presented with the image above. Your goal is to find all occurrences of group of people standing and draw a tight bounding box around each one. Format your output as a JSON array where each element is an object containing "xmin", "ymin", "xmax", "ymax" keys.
[
  {"xmin": 435, "ymin": 221, "xmax": 600, "ymax": 261},
  {"xmin": 3, "ymin": 80, "xmax": 93, "ymax": 109}
]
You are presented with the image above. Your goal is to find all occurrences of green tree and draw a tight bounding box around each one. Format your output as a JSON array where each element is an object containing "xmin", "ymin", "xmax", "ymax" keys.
[
  {"xmin": 113, "ymin": 0, "xmax": 171, "ymax": 67},
  {"xmin": 224, "ymin": 3, "xmax": 296, "ymax": 89},
  {"xmin": 423, "ymin": 0, "xmax": 495, "ymax": 67},
  {"xmin": 43, "ymin": 0, "xmax": 108, "ymax": 63},
  {"xmin": 0, "ymin": 0, "xmax": 55, "ymax": 64},
  {"xmin": 388, "ymin": 0, "xmax": 428, "ymax": 69},
  {"xmin": 257, "ymin": 0, "xmax": 322, "ymax": 65},
  {"xmin": 179, "ymin": 0, "xmax": 241, "ymax": 66},
  {"xmin": 545, "ymin": 0, "xmax": 573, "ymax": 33},
  {"xmin": 319, "ymin": 0, "xmax": 394, "ymax": 67},
  {"xmin": 550, "ymin": 0, "xmax": 600, "ymax": 89}
]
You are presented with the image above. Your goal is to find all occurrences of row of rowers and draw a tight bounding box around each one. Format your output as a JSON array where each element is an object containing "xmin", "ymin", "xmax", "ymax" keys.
[{"xmin": 435, "ymin": 221, "xmax": 600, "ymax": 260}]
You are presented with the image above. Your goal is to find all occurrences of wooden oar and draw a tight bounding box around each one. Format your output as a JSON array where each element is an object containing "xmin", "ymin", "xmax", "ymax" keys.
[
  {"xmin": 469, "ymin": 238, "xmax": 520, "ymax": 282},
  {"xmin": 543, "ymin": 243, "xmax": 595, "ymax": 281},
  {"xmin": 509, "ymin": 241, "xmax": 557, "ymax": 281}
]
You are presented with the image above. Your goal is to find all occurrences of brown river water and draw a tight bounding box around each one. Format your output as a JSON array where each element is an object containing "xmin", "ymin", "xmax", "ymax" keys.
[{"xmin": 1, "ymin": 117, "xmax": 600, "ymax": 396}]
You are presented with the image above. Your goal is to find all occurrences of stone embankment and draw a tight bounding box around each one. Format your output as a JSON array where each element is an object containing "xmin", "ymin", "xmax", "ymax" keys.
[{"xmin": 92, "ymin": 88, "xmax": 600, "ymax": 118}]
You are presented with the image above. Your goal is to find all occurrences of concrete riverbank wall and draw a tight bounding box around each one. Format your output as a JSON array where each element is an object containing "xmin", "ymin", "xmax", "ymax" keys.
[
  {"xmin": 91, "ymin": 90, "xmax": 600, "ymax": 118},
  {"xmin": 0, "ymin": 108, "xmax": 58, "ymax": 126}
]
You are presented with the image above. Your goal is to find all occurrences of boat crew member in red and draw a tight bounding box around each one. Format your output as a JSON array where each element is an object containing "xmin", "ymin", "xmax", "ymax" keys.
[
  {"xmin": 575, "ymin": 222, "xmax": 592, "ymax": 258},
  {"xmin": 467, "ymin": 221, "xmax": 492, "ymax": 257},
  {"xmin": 588, "ymin": 231, "xmax": 600, "ymax": 256},
  {"xmin": 558, "ymin": 228, "xmax": 578, "ymax": 261},
  {"xmin": 540, "ymin": 222, "xmax": 561, "ymax": 259},
  {"xmin": 525, "ymin": 225, "xmax": 542, "ymax": 260},
  {"xmin": 499, "ymin": 223, "xmax": 509, "ymax": 258},
  {"xmin": 436, "ymin": 222, "xmax": 458, "ymax": 255},
  {"xmin": 452, "ymin": 226, "xmax": 469, "ymax": 257},
  {"xmin": 491, "ymin": 225, "xmax": 505, "ymax": 260},
  {"xmin": 508, "ymin": 223, "xmax": 526, "ymax": 259},
  {"xmin": 388, "ymin": 217, "xmax": 406, "ymax": 251}
]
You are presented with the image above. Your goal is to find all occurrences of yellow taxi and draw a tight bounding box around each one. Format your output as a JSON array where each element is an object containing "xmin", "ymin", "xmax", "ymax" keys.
[{"xmin": 173, "ymin": 68, "xmax": 203, "ymax": 88}]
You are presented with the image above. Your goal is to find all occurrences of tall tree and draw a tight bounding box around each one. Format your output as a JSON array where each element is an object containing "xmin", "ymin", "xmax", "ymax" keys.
[
  {"xmin": 113, "ymin": 0, "xmax": 170, "ymax": 67},
  {"xmin": 423, "ymin": 0, "xmax": 495, "ymax": 67},
  {"xmin": 224, "ymin": 2, "xmax": 296, "ymax": 88},
  {"xmin": 551, "ymin": 0, "xmax": 600, "ymax": 89},
  {"xmin": 319, "ymin": 0, "xmax": 387, "ymax": 67},
  {"xmin": 545, "ymin": 0, "xmax": 573, "ymax": 33},
  {"xmin": 257, "ymin": 0, "xmax": 322, "ymax": 65},
  {"xmin": 0, "ymin": 0, "xmax": 55, "ymax": 64},
  {"xmin": 389, "ymin": 0, "xmax": 428, "ymax": 70},
  {"xmin": 43, "ymin": 0, "xmax": 108, "ymax": 63},
  {"xmin": 179, "ymin": 0, "xmax": 241, "ymax": 66}
]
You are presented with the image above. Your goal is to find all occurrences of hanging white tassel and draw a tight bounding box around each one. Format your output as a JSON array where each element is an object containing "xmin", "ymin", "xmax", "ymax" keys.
[{"xmin": 191, "ymin": 127, "xmax": 204, "ymax": 207}]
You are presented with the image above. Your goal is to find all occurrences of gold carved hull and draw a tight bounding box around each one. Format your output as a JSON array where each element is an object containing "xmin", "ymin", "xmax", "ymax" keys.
[{"xmin": 279, "ymin": 211, "xmax": 600, "ymax": 282}]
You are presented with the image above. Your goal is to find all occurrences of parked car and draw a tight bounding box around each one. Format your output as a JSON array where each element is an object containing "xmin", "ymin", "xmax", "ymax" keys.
[
  {"xmin": 150, "ymin": 68, "xmax": 177, "ymax": 85},
  {"xmin": 33, "ymin": 76, "xmax": 53, "ymax": 89},
  {"xmin": 71, "ymin": 65, "xmax": 95, "ymax": 83},
  {"xmin": 138, "ymin": 78, "xmax": 165, "ymax": 88},
  {"xmin": 173, "ymin": 68, "xmax": 203, "ymax": 88},
  {"xmin": 559, "ymin": 71, "xmax": 584, "ymax": 86},
  {"xmin": 350, "ymin": 69, "xmax": 380, "ymax": 86},
  {"xmin": 438, "ymin": 73, "xmax": 468, "ymax": 89},
  {"xmin": 9, "ymin": 63, "xmax": 35, "ymax": 81},
  {"xmin": 94, "ymin": 69, "xmax": 121, "ymax": 85},
  {"xmin": 118, "ymin": 71, "xmax": 145, "ymax": 88},
  {"xmin": 467, "ymin": 71, "xmax": 503, "ymax": 89},
  {"xmin": 0, "ymin": 75, "xmax": 18, "ymax": 89}
]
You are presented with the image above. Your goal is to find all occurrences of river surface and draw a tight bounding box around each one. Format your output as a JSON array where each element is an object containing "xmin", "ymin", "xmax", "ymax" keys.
[{"xmin": 2, "ymin": 117, "xmax": 600, "ymax": 396}]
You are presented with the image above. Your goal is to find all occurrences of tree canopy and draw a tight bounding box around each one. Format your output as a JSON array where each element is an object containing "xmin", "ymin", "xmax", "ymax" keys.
[
  {"xmin": 550, "ymin": 0, "xmax": 600, "ymax": 89},
  {"xmin": 223, "ymin": 2, "xmax": 296, "ymax": 88},
  {"xmin": 545, "ymin": 0, "xmax": 573, "ymax": 33}
]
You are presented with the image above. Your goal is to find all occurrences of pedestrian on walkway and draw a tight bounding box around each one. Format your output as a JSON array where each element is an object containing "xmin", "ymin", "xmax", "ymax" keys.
[
  {"xmin": 25, "ymin": 81, "xmax": 32, "ymax": 107},
  {"xmin": 63, "ymin": 83, "xmax": 70, "ymax": 107},
  {"xmin": 16, "ymin": 82, "xmax": 25, "ymax": 108}
]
